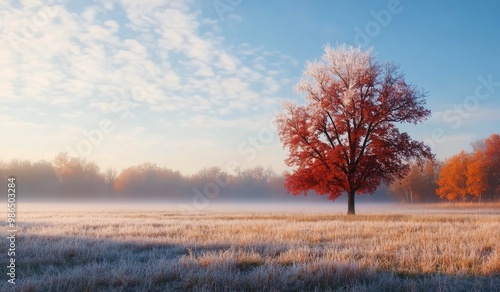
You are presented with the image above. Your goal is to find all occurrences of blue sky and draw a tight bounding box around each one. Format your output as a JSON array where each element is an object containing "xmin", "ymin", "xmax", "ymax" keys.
[{"xmin": 1, "ymin": 0, "xmax": 499, "ymax": 175}]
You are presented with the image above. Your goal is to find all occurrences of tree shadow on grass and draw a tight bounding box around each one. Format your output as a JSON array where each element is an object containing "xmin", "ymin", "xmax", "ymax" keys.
[{"xmin": 1, "ymin": 233, "xmax": 499, "ymax": 292}]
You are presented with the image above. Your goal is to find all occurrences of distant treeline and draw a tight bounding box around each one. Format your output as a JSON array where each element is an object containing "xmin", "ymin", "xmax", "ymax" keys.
[
  {"xmin": 0, "ymin": 152, "xmax": 394, "ymax": 202},
  {"xmin": 389, "ymin": 133, "xmax": 500, "ymax": 203},
  {"xmin": 2, "ymin": 134, "xmax": 499, "ymax": 203}
]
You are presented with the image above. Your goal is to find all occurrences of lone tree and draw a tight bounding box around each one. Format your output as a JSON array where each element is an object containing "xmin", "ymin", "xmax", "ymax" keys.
[{"xmin": 275, "ymin": 45, "xmax": 433, "ymax": 214}]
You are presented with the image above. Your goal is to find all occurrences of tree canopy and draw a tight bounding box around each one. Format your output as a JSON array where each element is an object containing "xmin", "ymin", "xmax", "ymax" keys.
[
  {"xmin": 275, "ymin": 45, "xmax": 433, "ymax": 214},
  {"xmin": 437, "ymin": 133, "xmax": 500, "ymax": 202}
]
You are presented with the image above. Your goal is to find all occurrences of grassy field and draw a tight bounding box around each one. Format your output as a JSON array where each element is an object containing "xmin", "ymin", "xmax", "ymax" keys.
[{"xmin": 1, "ymin": 203, "xmax": 500, "ymax": 291}]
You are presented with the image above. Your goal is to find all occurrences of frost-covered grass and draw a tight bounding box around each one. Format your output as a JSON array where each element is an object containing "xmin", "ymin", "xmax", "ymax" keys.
[{"xmin": 1, "ymin": 203, "xmax": 499, "ymax": 291}]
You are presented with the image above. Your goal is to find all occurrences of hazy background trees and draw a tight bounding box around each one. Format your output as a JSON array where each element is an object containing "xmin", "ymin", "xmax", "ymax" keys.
[
  {"xmin": 52, "ymin": 152, "xmax": 106, "ymax": 198},
  {"xmin": 389, "ymin": 160, "xmax": 439, "ymax": 203},
  {"xmin": 0, "ymin": 153, "xmax": 296, "ymax": 202},
  {"xmin": 0, "ymin": 159, "xmax": 59, "ymax": 198},
  {"xmin": 114, "ymin": 162, "xmax": 184, "ymax": 199}
]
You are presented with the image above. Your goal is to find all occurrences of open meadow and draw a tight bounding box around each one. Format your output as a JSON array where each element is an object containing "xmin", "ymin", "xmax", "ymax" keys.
[{"xmin": 1, "ymin": 203, "xmax": 500, "ymax": 291}]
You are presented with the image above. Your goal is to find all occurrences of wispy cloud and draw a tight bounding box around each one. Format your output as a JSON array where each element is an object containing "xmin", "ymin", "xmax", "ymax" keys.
[{"xmin": 0, "ymin": 0, "xmax": 296, "ymax": 173}]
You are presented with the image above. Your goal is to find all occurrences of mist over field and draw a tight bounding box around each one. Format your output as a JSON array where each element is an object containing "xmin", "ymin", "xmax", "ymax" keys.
[
  {"xmin": 13, "ymin": 201, "xmax": 500, "ymax": 217},
  {"xmin": 11, "ymin": 201, "xmax": 407, "ymax": 215}
]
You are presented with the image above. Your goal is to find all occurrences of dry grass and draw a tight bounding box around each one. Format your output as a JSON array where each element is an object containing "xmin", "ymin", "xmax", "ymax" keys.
[{"xmin": 1, "ymin": 203, "xmax": 499, "ymax": 291}]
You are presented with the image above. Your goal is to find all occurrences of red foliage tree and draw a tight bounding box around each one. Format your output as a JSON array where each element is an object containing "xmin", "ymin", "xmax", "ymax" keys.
[
  {"xmin": 472, "ymin": 133, "xmax": 500, "ymax": 201},
  {"xmin": 275, "ymin": 45, "xmax": 433, "ymax": 214}
]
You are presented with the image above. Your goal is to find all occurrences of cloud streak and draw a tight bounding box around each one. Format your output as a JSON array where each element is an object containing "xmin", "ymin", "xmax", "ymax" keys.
[{"xmin": 0, "ymin": 0, "xmax": 297, "ymax": 174}]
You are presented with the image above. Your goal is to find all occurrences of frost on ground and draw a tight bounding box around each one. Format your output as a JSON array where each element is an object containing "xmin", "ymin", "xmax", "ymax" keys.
[{"xmin": 1, "ymin": 203, "xmax": 499, "ymax": 291}]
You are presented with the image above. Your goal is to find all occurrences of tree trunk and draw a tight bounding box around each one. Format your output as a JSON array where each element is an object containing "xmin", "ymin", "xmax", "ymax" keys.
[{"xmin": 347, "ymin": 190, "xmax": 355, "ymax": 215}]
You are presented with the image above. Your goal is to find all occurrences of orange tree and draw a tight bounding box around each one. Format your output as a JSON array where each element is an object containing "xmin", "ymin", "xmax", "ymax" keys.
[
  {"xmin": 471, "ymin": 133, "xmax": 500, "ymax": 201},
  {"xmin": 467, "ymin": 151, "xmax": 489, "ymax": 202},
  {"xmin": 437, "ymin": 151, "xmax": 471, "ymax": 201}
]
